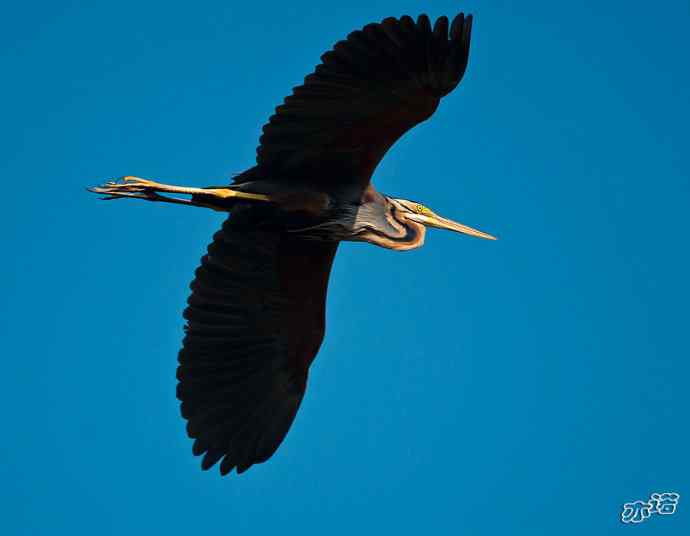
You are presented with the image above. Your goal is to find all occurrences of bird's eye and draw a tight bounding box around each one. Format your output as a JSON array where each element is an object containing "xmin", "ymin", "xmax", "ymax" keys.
[{"xmin": 415, "ymin": 204, "xmax": 431, "ymax": 215}]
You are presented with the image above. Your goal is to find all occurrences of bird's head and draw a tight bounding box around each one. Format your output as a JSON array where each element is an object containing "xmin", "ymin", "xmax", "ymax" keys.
[{"xmin": 390, "ymin": 198, "xmax": 496, "ymax": 240}]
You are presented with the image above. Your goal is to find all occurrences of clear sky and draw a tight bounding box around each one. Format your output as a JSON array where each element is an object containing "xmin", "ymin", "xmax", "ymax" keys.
[{"xmin": 2, "ymin": 1, "xmax": 689, "ymax": 534}]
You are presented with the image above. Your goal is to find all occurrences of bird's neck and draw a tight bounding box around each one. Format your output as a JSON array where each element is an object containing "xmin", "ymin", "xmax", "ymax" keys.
[{"xmin": 355, "ymin": 217, "xmax": 426, "ymax": 251}]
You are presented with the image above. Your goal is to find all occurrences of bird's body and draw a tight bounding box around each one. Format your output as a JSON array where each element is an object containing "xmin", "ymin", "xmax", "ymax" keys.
[
  {"xmin": 91, "ymin": 12, "xmax": 495, "ymax": 475},
  {"xmin": 210, "ymin": 181, "xmax": 427, "ymax": 250}
]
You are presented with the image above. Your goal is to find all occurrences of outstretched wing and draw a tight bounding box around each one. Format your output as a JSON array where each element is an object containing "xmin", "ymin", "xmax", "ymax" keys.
[
  {"xmin": 245, "ymin": 13, "xmax": 473, "ymax": 189},
  {"xmin": 177, "ymin": 211, "xmax": 338, "ymax": 475}
]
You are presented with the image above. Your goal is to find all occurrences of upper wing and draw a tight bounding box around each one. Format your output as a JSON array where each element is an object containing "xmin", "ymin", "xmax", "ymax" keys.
[
  {"xmin": 246, "ymin": 13, "xmax": 473, "ymax": 189},
  {"xmin": 177, "ymin": 211, "xmax": 338, "ymax": 475}
]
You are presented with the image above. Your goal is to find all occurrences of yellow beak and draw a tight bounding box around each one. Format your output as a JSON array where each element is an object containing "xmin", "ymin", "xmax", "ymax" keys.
[{"xmin": 413, "ymin": 213, "xmax": 497, "ymax": 240}]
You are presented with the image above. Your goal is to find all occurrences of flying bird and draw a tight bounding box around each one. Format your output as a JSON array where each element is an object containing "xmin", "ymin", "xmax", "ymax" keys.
[{"xmin": 91, "ymin": 12, "xmax": 495, "ymax": 475}]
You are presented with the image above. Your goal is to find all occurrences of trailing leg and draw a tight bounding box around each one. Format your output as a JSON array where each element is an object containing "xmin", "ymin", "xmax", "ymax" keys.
[{"xmin": 89, "ymin": 176, "xmax": 272, "ymax": 211}]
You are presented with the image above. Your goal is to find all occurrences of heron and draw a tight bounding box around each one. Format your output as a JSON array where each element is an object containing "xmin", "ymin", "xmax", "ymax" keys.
[{"xmin": 91, "ymin": 12, "xmax": 495, "ymax": 475}]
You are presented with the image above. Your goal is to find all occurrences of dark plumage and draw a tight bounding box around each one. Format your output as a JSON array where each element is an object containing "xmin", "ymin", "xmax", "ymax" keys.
[
  {"xmin": 249, "ymin": 13, "xmax": 472, "ymax": 188},
  {"xmin": 178, "ymin": 215, "xmax": 337, "ymax": 474},
  {"xmin": 91, "ymin": 12, "xmax": 495, "ymax": 476}
]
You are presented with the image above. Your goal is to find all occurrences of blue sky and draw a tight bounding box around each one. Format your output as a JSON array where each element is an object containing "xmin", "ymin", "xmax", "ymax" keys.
[{"xmin": 2, "ymin": 1, "xmax": 689, "ymax": 534}]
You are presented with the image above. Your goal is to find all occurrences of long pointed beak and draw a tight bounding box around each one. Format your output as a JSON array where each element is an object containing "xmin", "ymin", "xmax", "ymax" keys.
[{"xmin": 417, "ymin": 214, "xmax": 497, "ymax": 240}]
